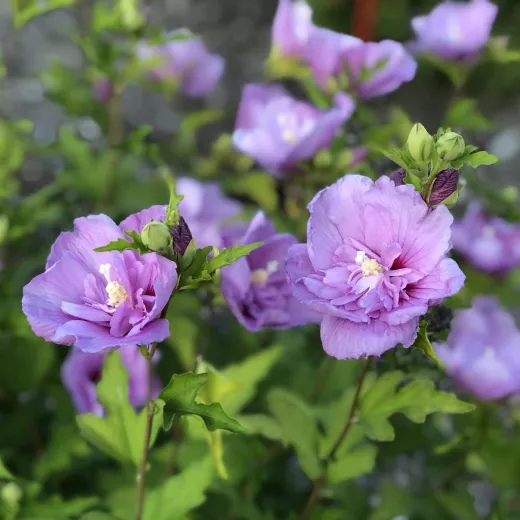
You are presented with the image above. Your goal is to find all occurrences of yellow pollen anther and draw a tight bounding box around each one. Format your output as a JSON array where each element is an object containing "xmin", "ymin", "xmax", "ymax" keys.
[
  {"xmin": 250, "ymin": 269, "xmax": 269, "ymax": 284},
  {"xmin": 282, "ymin": 129, "xmax": 297, "ymax": 144},
  {"xmin": 105, "ymin": 281, "xmax": 129, "ymax": 308},
  {"xmin": 361, "ymin": 258, "xmax": 384, "ymax": 276}
]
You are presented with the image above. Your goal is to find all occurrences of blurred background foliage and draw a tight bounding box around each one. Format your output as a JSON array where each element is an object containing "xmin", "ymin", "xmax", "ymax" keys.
[{"xmin": 1, "ymin": 0, "xmax": 520, "ymax": 519}]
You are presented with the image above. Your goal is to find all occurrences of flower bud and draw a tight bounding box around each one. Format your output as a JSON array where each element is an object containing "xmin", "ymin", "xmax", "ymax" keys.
[
  {"xmin": 389, "ymin": 168, "xmax": 406, "ymax": 186},
  {"xmin": 428, "ymin": 168, "xmax": 460, "ymax": 206},
  {"xmin": 141, "ymin": 221, "xmax": 172, "ymax": 252},
  {"xmin": 436, "ymin": 132, "xmax": 465, "ymax": 161},
  {"xmin": 171, "ymin": 217, "xmax": 193, "ymax": 255},
  {"xmin": 407, "ymin": 123, "xmax": 434, "ymax": 163}
]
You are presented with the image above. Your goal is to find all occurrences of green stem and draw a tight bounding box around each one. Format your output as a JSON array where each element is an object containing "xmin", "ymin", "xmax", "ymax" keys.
[
  {"xmin": 300, "ymin": 358, "xmax": 371, "ymax": 520},
  {"xmin": 135, "ymin": 352, "xmax": 155, "ymax": 520}
]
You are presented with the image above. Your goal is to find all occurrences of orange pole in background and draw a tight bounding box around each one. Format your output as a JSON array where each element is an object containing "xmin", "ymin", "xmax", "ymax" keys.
[{"xmin": 352, "ymin": 0, "xmax": 380, "ymax": 42}]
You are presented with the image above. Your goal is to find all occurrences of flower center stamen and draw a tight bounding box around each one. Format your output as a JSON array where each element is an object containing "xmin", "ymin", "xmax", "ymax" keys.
[
  {"xmin": 99, "ymin": 263, "xmax": 129, "ymax": 308},
  {"xmin": 355, "ymin": 250, "xmax": 384, "ymax": 277},
  {"xmin": 250, "ymin": 260, "xmax": 279, "ymax": 285}
]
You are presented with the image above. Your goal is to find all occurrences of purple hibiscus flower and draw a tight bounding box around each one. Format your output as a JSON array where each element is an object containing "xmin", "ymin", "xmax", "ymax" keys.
[
  {"xmin": 271, "ymin": 0, "xmax": 314, "ymax": 59},
  {"xmin": 135, "ymin": 31, "xmax": 224, "ymax": 97},
  {"xmin": 22, "ymin": 214, "xmax": 177, "ymax": 353},
  {"xmin": 436, "ymin": 296, "xmax": 520, "ymax": 401},
  {"xmin": 221, "ymin": 212, "xmax": 320, "ymax": 331},
  {"xmin": 120, "ymin": 178, "xmax": 242, "ymax": 250},
  {"xmin": 62, "ymin": 347, "xmax": 162, "ymax": 415},
  {"xmin": 410, "ymin": 0, "xmax": 498, "ymax": 61},
  {"xmin": 232, "ymin": 84, "xmax": 354, "ymax": 176},
  {"xmin": 306, "ymin": 35, "xmax": 417, "ymax": 99},
  {"xmin": 285, "ymin": 174, "xmax": 465, "ymax": 359},
  {"xmin": 452, "ymin": 202, "xmax": 520, "ymax": 275},
  {"xmin": 93, "ymin": 77, "xmax": 112, "ymax": 103}
]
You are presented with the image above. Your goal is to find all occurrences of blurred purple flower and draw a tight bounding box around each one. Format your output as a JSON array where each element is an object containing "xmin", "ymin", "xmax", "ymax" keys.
[
  {"xmin": 93, "ymin": 78, "xmax": 112, "ymax": 103},
  {"xmin": 410, "ymin": 0, "xmax": 498, "ymax": 61},
  {"xmin": 232, "ymin": 84, "xmax": 354, "ymax": 176},
  {"xmin": 62, "ymin": 348, "xmax": 161, "ymax": 415},
  {"xmin": 221, "ymin": 212, "xmax": 320, "ymax": 331},
  {"xmin": 350, "ymin": 147, "xmax": 369, "ymax": 167},
  {"xmin": 285, "ymin": 175, "xmax": 465, "ymax": 359},
  {"xmin": 119, "ymin": 178, "xmax": 242, "ymax": 249},
  {"xmin": 436, "ymin": 296, "xmax": 520, "ymax": 401},
  {"xmin": 307, "ymin": 37, "xmax": 417, "ymax": 99},
  {"xmin": 22, "ymin": 214, "xmax": 177, "ymax": 353},
  {"xmin": 272, "ymin": 0, "xmax": 314, "ymax": 58},
  {"xmin": 452, "ymin": 202, "xmax": 520, "ymax": 274},
  {"xmin": 135, "ymin": 32, "xmax": 224, "ymax": 97}
]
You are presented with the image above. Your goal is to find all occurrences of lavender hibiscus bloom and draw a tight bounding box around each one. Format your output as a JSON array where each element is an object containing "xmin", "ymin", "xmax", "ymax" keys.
[
  {"xmin": 232, "ymin": 84, "xmax": 354, "ymax": 176},
  {"xmin": 285, "ymin": 175, "xmax": 465, "ymax": 359},
  {"xmin": 221, "ymin": 212, "xmax": 320, "ymax": 331},
  {"xmin": 271, "ymin": 0, "xmax": 313, "ymax": 58},
  {"xmin": 306, "ymin": 36, "xmax": 417, "ymax": 99},
  {"xmin": 136, "ymin": 31, "xmax": 224, "ymax": 97},
  {"xmin": 436, "ymin": 297, "xmax": 520, "ymax": 401},
  {"xmin": 410, "ymin": 0, "xmax": 498, "ymax": 61},
  {"xmin": 22, "ymin": 214, "xmax": 177, "ymax": 353},
  {"xmin": 452, "ymin": 202, "xmax": 520, "ymax": 274},
  {"xmin": 120, "ymin": 178, "xmax": 242, "ymax": 249},
  {"xmin": 62, "ymin": 348, "xmax": 161, "ymax": 415}
]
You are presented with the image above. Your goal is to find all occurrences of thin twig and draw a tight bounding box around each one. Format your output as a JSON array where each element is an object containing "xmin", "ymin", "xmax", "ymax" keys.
[{"xmin": 300, "ymin": 358, "xmax": 371, "ymax": 520}]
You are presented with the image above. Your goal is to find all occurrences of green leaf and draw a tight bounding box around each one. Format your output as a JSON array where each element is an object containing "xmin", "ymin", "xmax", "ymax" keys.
[
  {"xmin": 328, "ymin": 445, "xmax": 377, "ymax": 483},
  {"xmin": 0, "ymin": 458, "xmax": 14, "ymax": 480},
  {"xmin": 238, "ymin": 414, "xmax": 286, "ymax": 443},
  {"xmin": 220, "ymin": 345, "xmax": 284, "ymax": 415},
  {"xmin": 267, "ymin": 389, "xmax": 321, "ymax": 479},
  {"xmin": 412, "ymin": 320, "xmax": 440, "ymax": 365},
  {"xmin": 76, "ymin": 352, "xmax": 163, "ymax": 465},
  {"xmin": 206, "ymin": 242, "xmax": 263, "ymax": 274},
  {"xmin": 143, "ymin": 457, "xmax": 214, "ymax": 520},
  {"xmin": 463, "ymin": 151, "xmax": 498, "ymax": 168},
  {"xmin": 423, "ymin": 56, "xmax": 471, "ymax": 88},
  {"xmin": 358, "ymin": 371, "xmax": 474, "ymax": 441},
  {"xmin": 436, "ymin": 491, "xmax": 480, "ymax": 520},
  {"xmin": 21, "ymin": 497, "xmax": 99, "ymax": 519},
  {"xmin": 93, "ymin": 231, "xmax": 149, "ymax": 254},
  {"xmin": 81, "ymin": 514, "xmax": 118, "ymax": 520},
  {"xmin": 381, "ymin": 146, "xmax": 408, "ymax": 168},
  {"xmin": 229, "ymin": 173, "xmax": 278, "ymax": 212},
  {"xmin": 162, "ymin": 170, "xmax": 184, "ymax": 227},
  {"xmin": 368, "ymin": 485, "xmax": 414, "ymax": 520},
  {"xmin": 178, "ymin": 246, "xmax": 213, "ymax": 288},
  {"xmin": 11, "ymin": 0, "xmax": 76, "ymax": 28},
  {"xmin": 35, "ymin": 424, "xmax": 90, "ymax": 480},
  {"xmin": 443, "ymin": 98, "xmax": 491, "ymax": 130},
  {"xmin": 159, "ymin": 372, "xmax": 245, "ymax": 433}
]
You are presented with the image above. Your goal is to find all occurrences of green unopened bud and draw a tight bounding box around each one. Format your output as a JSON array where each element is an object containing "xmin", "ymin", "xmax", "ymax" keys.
[
  {"xmin": 407, "ymin": 123, "xmax": 434, "ymax": 164},
  {"xmin": 436, "ymin": 132, "xmax": 465, "ymax": 161},
  {"xmin": 314, "ymin": 149, "xmax": 333, "ymax": 169},
  {"xmin": 141, "ymin": 221, "xmax": 172, "ymax": 252}
]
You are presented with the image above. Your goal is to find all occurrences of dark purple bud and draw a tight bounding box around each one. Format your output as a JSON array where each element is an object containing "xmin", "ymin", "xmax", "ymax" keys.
[
  {"xmin": 389, "ymin": 168, "xmax": 406, "ymax": 186},
  {"xmin": 171, "ymin": 217, "xmax": 193, "ymax": 255},
  {"xmin": 429, "ymin": 168, "xmax": 460, "ymax": 206}
]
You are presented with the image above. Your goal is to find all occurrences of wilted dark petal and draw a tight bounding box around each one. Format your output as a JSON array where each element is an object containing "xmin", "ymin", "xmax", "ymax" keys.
[
  {"xmin": 389, "ymin": 168, "xmax": 406, "ymax": 186},
  {"xmin": 171, "ymin": 217, "xmax": 193, "ymax": 255},
  {"xmin": 429, "ymin": 168, "xmax": 459, "ymax": 206}
]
